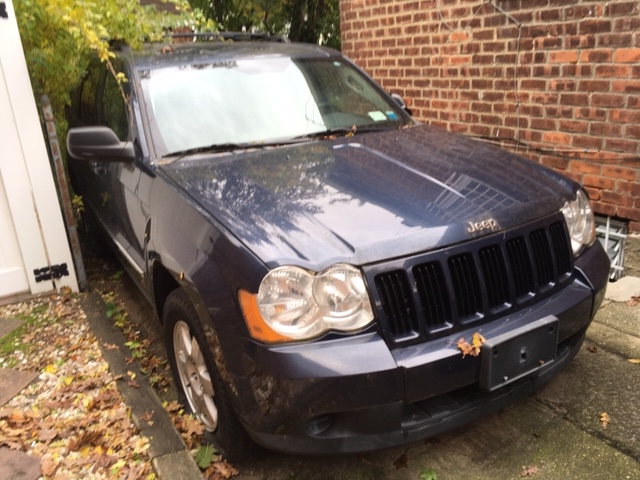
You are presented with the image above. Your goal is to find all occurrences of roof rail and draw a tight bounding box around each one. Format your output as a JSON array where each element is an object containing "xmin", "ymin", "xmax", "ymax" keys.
[{"xmin": 167, "ymin": 32, "xmax": 290, "ymax": 43}]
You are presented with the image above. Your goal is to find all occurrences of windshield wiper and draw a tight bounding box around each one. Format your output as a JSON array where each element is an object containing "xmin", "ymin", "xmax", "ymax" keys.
[
  {"xmin": 161, "ymin": 139, "xmax": 308, "ymax": 164},
  {"xmin": 292, "ymin": 124, "xmax": 400, "ymax": 142}
]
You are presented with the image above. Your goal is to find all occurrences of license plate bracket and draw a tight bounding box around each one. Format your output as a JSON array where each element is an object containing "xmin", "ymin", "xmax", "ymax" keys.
[{"xmin": 479, "ymin": 316, "xmax": 558, "ymax": 392}]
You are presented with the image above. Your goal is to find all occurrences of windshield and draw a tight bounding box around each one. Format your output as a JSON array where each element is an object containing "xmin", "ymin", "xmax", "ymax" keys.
[{"xmin": 141, "ymin": 57, "xmax": 410, "ymax": 156}]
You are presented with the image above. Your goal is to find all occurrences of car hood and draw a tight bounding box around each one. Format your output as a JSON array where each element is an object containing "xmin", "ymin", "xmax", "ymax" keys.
[{"xmin": 163, "ymin": 124, "xmax": 576, "ymax": 269}]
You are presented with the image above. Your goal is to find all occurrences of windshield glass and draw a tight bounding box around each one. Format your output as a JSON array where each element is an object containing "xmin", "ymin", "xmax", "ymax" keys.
[{"xmin": 141, "ymin": 57, "xmax": 410, "ymax": 156}]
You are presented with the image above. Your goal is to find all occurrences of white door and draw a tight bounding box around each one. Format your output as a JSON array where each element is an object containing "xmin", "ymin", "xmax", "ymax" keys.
[
  {"xmin": 0, "ymin": 0, "xmax": 78, "ymax": 299},
  {"xmin": 0, "ymin": 171, "xmax": 29, "ymax": 296}
]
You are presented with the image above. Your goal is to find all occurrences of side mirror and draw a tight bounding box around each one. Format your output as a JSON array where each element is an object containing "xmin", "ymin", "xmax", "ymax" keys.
[
  {"xmin": 67, "ymin": 126, "xmax": 135, "ymax": 163},
  {"xmin": 390, "ymin": 93, "xmax": 413, "ymax": 116}
]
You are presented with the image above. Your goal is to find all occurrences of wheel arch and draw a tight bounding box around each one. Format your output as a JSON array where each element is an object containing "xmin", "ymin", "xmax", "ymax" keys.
[{"xmin": 151, "ymin": 260, "xmax": 180, "ymax": 324}]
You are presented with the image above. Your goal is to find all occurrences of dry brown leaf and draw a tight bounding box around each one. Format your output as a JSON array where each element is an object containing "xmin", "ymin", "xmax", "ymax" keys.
[
  {"xmin": 205, "ymin": 459, "xmax": 239, "ymax": 479},
  {"xmin": 587, "ymin": 346, "xmax": 598, "ymax": 353},
  {"xmin": 600, "ymin": 412, "xmax": 610, "ymax": 429},
  {"xmin": 457, "ymin": 332, "xmax": 486, "ymax": 357},
  {"xmin": 393, "ymin": 452, "xmax": 408, "ymax": 469},
  {"xmin": 628, "ymin": 359, "xmax": 640, "ymax": 365},
  {"xmin": 625, "ymin": 296, "xmax": 639, "ymax": 307},
  {"xmin": 37, "ymin": 427, "xmax": 58, "ymax": 443},
  {"xmin": 41, "ymin": 454, "xmax": 57, "ymax": 476},
  {"xmin": 521, "ymin": 465, "xmax": 539, "ymax": 477},
  {"xmin": 457, "ymin": 337, "xmax": 473, "ymax": 357}
]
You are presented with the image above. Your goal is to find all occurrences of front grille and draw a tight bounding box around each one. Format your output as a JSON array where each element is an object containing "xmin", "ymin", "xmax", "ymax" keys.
[{"xmin": 368, "ymin": 217, "xmax": 573, "ymax": 347}]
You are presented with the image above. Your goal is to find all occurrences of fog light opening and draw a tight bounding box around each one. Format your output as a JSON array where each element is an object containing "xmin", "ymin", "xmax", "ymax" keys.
[{"xmin": 306, "ymin": 414, "xmax": 332, "ymax": 436}]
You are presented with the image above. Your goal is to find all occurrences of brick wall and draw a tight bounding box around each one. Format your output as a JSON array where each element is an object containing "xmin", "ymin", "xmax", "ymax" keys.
[{"xmin": 340, "ymin": 0, "xmax": 640, "ymax": 232}]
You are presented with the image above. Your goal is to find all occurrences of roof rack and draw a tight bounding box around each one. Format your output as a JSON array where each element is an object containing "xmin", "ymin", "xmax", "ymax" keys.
[{"xmin": 166, "ymin": 32, "xmax": 290, "ymax": 43}]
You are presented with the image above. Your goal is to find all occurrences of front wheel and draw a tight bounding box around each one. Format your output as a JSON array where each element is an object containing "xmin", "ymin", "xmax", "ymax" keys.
[{"xmin": 163, "ymin": 289, "xmax": 256, "ymax": 461}]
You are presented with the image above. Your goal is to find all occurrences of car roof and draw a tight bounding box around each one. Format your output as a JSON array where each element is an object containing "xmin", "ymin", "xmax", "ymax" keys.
[{"xmin": 120, "ymin": 40, "xmax": 340, "ymax": 70}]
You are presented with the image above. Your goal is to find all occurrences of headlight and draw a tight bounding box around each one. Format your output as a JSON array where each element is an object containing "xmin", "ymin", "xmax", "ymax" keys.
[
  {"xmin": 561, "ymin": 189, "xmax": 596, "ymax": 256},
  {"xmin": 254, "ymin": 264, "xmax": 374, "ymax": 341}
]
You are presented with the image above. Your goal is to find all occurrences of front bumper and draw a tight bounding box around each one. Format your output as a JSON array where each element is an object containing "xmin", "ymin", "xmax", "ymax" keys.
[{"xmin": 231, "ymin": 242, "xmax": 609, "ymax": 454}]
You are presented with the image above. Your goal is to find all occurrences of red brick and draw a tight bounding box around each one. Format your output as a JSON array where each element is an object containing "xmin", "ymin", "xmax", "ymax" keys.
[
  {"xmin": 584, "ymin": 175, "xmax": 615, "ymax": 189},
  {"xmin": 618, "ymin": 207, "xmax": 640, "ymax": 222},
  {"xmin": 579, "ymin": 49, "xmax": 612, "ymax": 63},
  {"xmin": 592, "ymin": 201, "xmax": 618, "ymax": 217},
  {"xmin": 598, "ymin": 33, "xmax": 633, "ymax": 48},
  {"xmin": 521, "ymin": 79, "xmax": 547, "ymax": 90},
  {"xmin": 570, "ymin": 161, "xmax": 602, "ymax": 175},
  {"xmin": 595, "ymin": 65, "xmax": 631, "ymax": 77},
  {"xmin": 629, "ymin": 222, "xmax": 640, "ymax": 234},
  {"xmin": 591, "ymin": 94, "xmax": 626, "ymax": 108},
  {"xmin": 575, "ymin": 108, "xmax": 607, "ymax": 121},
  {"xmin": 566, "ymin": 35, "xmax": 594, "ymax": 49},
  {"xmin": 559, "ymin": 120, "xmax": 589, "ymax": 134},
  {"xmin": 559, "ymin": 93, "xmax": 589, "ymax": 106},
  {"xmin": 602, "ymin": 166, "xmax": 637, "ymax": 181},
  {"xmin": 549, "ymin": 79, "xmax": 577, "ymax": 91},
  {"xmin": 612, "ymin": 81, "xmax": 640, "ymax": 93},
  {"xmin": 614, "ymin": 48, "xmax": 640, "ymax": 63},
  {"xmin": 450, "ymin": 31, "xmax": 469, "ymax": 43},
  {"xmin": 578, "ymin": 80, "xmax": 610, "ymax": 92},
  {"xmin": 626, "ymin": 125, "xmax": 640, "ymax": 139},
  {"xmin": 543, "ymin": 131, "xmax": 571, "ymax": 145},
  {"xmin": 584, "ymin": 187, "xmax": 601, "ymax": 201},
  {"xmin": 531, "ymin": 118, "xmax": 556, "ymax": 130},
  {"xmin": 605, "ymin": 139, "xmax": 638, "ymax": 153},
  {"xmin": 549, "ymin": 50, "xmax": 579, "ymax": 63},
  {"xmin": 605, "ymin": 2, "xmax": 638, "ymax": 16},
  {"xmin": 617, "ymin": 180, "xmax": 636, "ymax": 194},
  {"xmin": 601, "ymin": 191, "xmax": 634, "ymax": 207},
  {"xmin": 579, "ymin": 19, "xmax": 612, "ymax": 35},
  {"xmin": 590, "ymin": 123, "xmax": 623, "ymax": 137}
]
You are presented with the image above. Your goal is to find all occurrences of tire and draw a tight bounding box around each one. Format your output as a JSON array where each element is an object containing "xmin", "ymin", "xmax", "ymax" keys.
[{"xmin": 163, "ymin": 289, "xmax": 256, "ymax": 461}]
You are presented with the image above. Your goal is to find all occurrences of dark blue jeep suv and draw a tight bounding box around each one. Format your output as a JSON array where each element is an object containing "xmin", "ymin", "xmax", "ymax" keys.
[{"xmin": 66, "ymin": 35, "xmax": 609, "ymax": 458}]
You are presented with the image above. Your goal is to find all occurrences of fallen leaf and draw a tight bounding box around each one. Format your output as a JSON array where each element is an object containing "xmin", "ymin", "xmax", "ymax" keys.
[
  {"xmin": 457, "ymin": 337, "xmax": 473, "ymax": 357},
  {"xmin": 587, "ymin": 346, "xmax": 597, "ymax": 354},
  {"xmin": 102, "ymin": 343, "xmax": 118, "ymax": 350},
  {"xmin": 140, "ymin": 411, "xmax": 153, "ymax": 423},
  {"xmin": 521, "ymin": 465, "xmax": 539, "ymax": 477},
  {"xmin": 394, "ymin": 452, "xmax": 408, "ymax": 469},
  {"xmin": 419, "ymin": 468, "xmax": 438, "ymax": 480},
  {"xmin": 628, "ymin": 359, "xmax": 640, "ymax": 365},
  {"xmin": 625, "ymin": 296, "xmax": 639, "ymax": 307},
  {"xmin": 38, "ymin": 427, "xmax": 58, "ymax": 443},
  {"xmin": 457, "ymin": 332, "xmax": 486, "ymax": 357},
  {"xmin": 41, "ymin": 454, "xmax": 57, "ymax": 476},
  {"xmin": 600, "ymin": 412, "xmax": 610, "ymax": 429}
]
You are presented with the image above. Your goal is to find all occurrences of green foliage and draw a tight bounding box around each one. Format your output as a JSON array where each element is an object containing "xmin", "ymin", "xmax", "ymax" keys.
[
  {"xmin": 14, "ymin": 0, "xmax": 216, "ymax": 145},
  {"xmin": 189, "ymin": 0, "xmax": 341, "ymax": 49},
  {"xmin": 194, "ymin": 444, "xmax": 218, "ymax": 469},
  {"xmin": 419, "ymin": 469, "xmax": 438, "ymax": 480}
]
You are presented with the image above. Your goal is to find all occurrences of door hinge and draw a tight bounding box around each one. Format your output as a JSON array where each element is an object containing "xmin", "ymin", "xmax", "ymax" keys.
[{"xmin": 34, "ymin": 263, "xmax": 69, "ymax": 282}]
